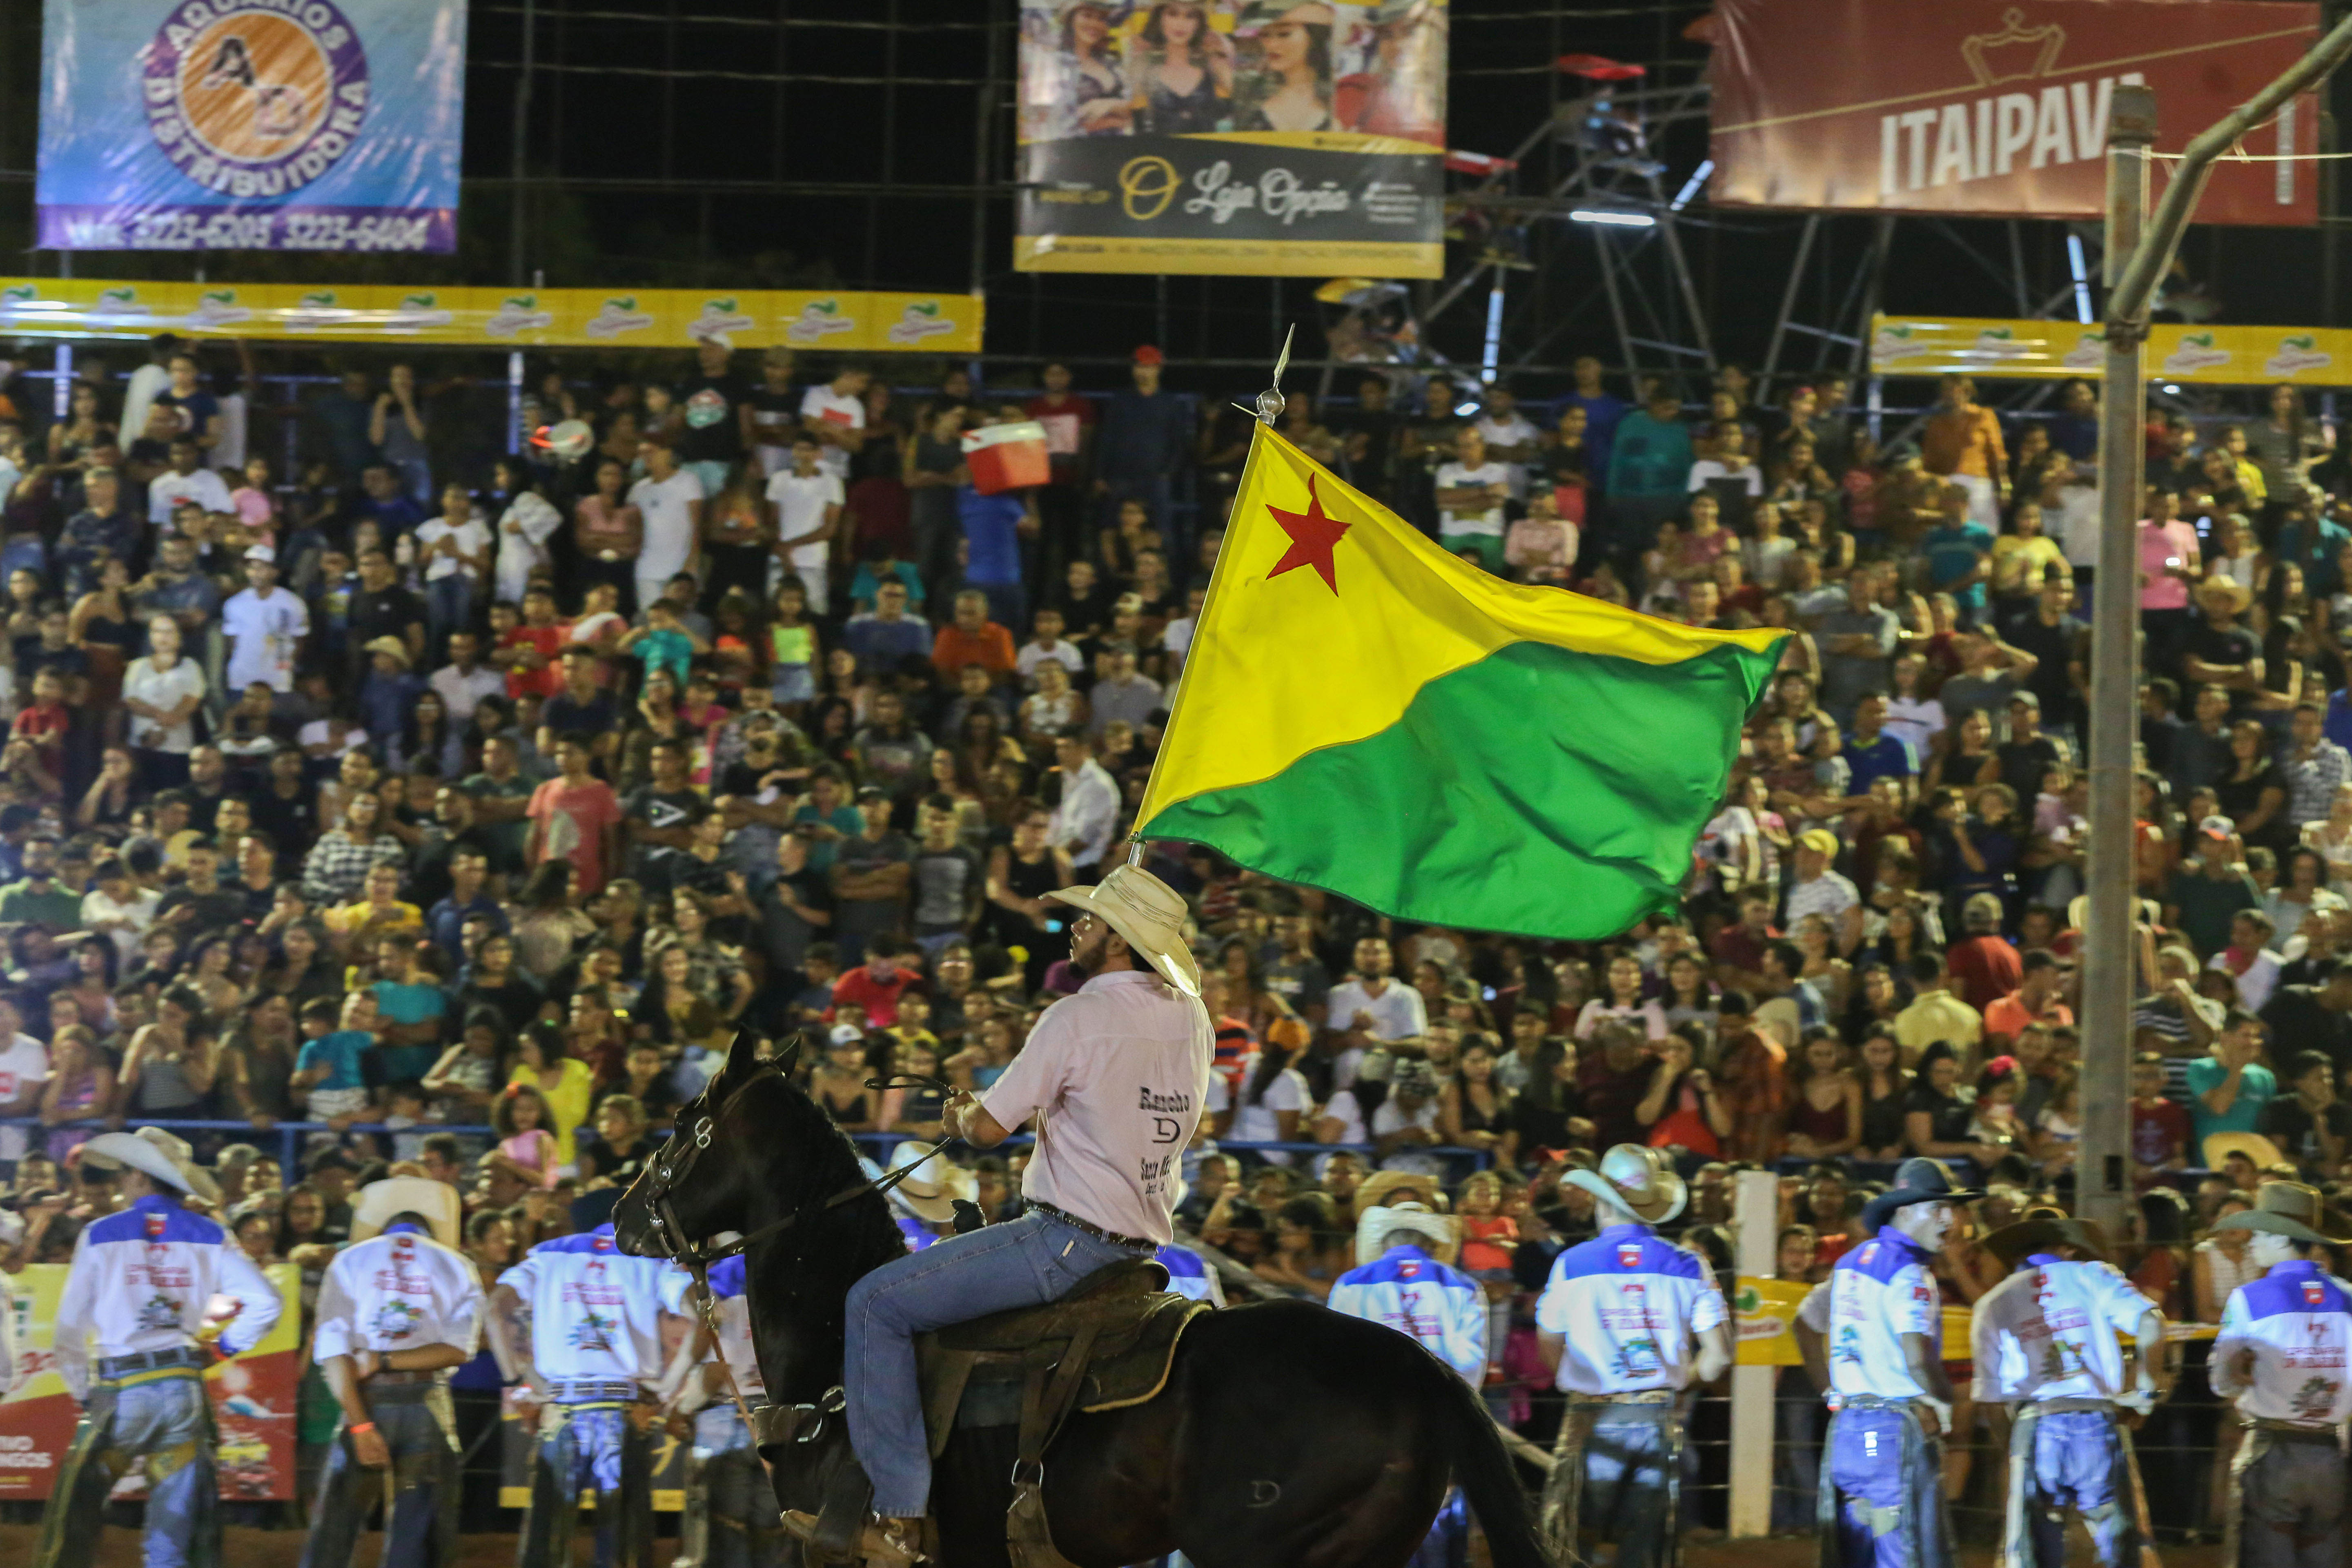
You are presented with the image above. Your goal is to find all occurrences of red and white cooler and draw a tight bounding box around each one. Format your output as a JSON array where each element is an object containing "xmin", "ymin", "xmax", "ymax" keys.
[{"xmin": 960, "ymin": 421, "xmax": 1051, "ymax": 494}]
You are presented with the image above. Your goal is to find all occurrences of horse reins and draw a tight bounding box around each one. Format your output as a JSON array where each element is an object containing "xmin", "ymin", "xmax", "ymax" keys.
[{"xmin": 636, "ymin": 1052, "xmax": 961, "ymax": 1450}]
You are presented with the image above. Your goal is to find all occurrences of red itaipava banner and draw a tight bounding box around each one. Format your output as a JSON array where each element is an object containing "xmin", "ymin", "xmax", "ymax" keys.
[{"xmin": 1707, "ymin": 0, "xmax": 2321, "ymax": 225}]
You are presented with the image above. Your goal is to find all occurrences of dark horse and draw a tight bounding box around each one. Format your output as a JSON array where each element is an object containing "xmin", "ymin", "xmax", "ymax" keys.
[{"xmin": 612, "ymin": 1031, "xmax": 1550, "ymax": 1568}]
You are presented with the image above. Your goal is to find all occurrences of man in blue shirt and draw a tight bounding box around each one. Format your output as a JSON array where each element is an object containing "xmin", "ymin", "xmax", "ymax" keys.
[
  {"xmin": 955, "ymin": 479, "xmax": 1036, "ymax": 636},
  {"xmin": 1094, "ymin": 347, "xmax": 1191, "ymax": 555},
  {"xmin": 1842, "ymin": 694, "xmax": 1917, "ymax": 802},
  {"xmin": 843, "ymin": 579, "xmax": 934, "ymax": 671},
  {"xmin": 359, "ymin": 461, "xmax": 426, "ymax": 539},
  {"xmin": 1561, "ymin": 355, "xmax": 1630, "ymax": 492},
  {"xmin": 1921, "ymin": 481, "xmax": 1995, "ymax": 622}
]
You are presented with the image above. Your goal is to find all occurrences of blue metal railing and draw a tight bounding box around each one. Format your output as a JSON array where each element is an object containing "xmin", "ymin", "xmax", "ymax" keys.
[{"xmin": 0, "ymin": 1118, "xmax": 1494, "ymax": 1185}]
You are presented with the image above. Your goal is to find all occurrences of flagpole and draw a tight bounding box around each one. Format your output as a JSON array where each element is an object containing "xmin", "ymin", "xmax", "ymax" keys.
[{"xmin": 1125, "ymin": 325, "xmax": 1294, "ymax": 869}]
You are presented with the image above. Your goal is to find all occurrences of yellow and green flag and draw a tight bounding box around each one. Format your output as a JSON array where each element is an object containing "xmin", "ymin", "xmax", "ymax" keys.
[{"xmin": 1134, "ymin": 426, "xmax": 1787, "ymax": 939}]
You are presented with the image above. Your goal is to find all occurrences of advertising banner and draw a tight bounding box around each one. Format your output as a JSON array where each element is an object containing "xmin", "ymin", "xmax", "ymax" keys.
[
  {"xmin": 37, "ymin": 0, "xmax": 467, "ymax": 253},
  {"xmin": 1709, "ymin": 0, "xmax": 2320, "ymax": 225},
  {"xmin": 0, "ymin": 281, "xmax": 987, "ymax": 354},
  {"xmin": 1870, "ymin": 314, "xmax": 2352, "ymax": 385},
  {"xmin": 0, "ymin": 1263, "xmax": 303, "ymax": 1501},
  {"xmin": 1015, "ymin": 0, "xmax": 1447, "ymax": 278}
]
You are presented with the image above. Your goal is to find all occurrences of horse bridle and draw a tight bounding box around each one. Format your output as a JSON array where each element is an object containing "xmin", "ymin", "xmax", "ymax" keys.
[{"xmin": 634, "ymin": 1049, "xmax": 960, "ymax": 1451}]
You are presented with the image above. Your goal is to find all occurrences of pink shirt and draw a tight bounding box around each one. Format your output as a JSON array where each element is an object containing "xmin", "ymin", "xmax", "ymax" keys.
[
  {"xmin": 2137, "ymin": 519, "xmax": 2201, "ymax": 610},
  {"xmin": 981, "ymin": 969, "xmax": 1212, "ymax": 1245}
]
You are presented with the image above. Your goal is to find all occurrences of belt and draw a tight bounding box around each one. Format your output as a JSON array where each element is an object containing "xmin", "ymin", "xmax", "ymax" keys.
[
  {"xmin": 1833, "ymin": 1393, "xmax": 1929, "ymax": 1412},
  {"xmin": 99, "ymin": 1346, "xmax": 207, "ymax": 1381},
  {"xmin": 364, "ymin": 1378, "xmax": 443, "ymax": 1404},
  {"xmin": 1569, "ymin": 1390, "xmax": 1679, "ymax": 1406},
  {"xmin": 367, "ymin": 1369, "xmax": 441, "ymax": 1388},
  {"xmin": 1031, "ymin": 1202, "xmax": 1158, "ymax": 1252},
  {"xmin": 2028, "ymin": 1397, "xmax": 2118, "ymax": 1414},
  {"xmin": 547, "ymin": 1379, "xmax": 644, "ymax": 1404},
  {"xmin": 2249, "ymin": 1418, "xmax": 2342, "ymax": 1445}
]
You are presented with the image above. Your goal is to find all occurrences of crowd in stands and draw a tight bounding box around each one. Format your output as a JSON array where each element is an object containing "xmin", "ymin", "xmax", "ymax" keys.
[{"xmin": 0, "ymin": 334, "xmax": 2339, "ymax": 1537}]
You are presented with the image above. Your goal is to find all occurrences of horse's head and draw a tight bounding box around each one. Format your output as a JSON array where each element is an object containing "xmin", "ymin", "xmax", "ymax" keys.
[{"xmin": 613, "ymin": 1029, "xmax": 800, "ymax": 1263}]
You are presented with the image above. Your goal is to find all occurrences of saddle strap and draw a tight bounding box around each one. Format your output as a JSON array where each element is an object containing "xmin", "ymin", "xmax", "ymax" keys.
[{"xmin": 1007, "ymin": 1323, "xmax": 1101, "ymax": 1568}]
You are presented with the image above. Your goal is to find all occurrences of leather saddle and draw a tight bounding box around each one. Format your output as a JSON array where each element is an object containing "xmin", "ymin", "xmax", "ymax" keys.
[{"xmin": 914, "ymin": 1255, "xmax": 1207, "ymax": 1456}]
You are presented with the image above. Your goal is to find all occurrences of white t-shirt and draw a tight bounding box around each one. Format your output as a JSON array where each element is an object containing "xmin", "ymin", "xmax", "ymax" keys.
[
  {"xmin": 1686, "ymin": 459, "xmax": 1764, "ymax": 497},
  {"xmin": 980, "ymin": 969, "xmax": 1211, "ymax": 1244},
  {"xmin": 220, "ymin": 586, "xmax": 310, "ymax": 693},
  {"xmin": 416, "ymin": 516, "xmax": 492, "ymax": 582},
  {"xmin": 149, "ymin": 467, "xmax": 234, "ymax": 529},
  {"xmin": 1884, "ymin": 695, "xmax": 1948, "ymax": 757},
  {"xmin": 83, "ymin": 885, "xmax": 160, "ymax": 964},
  {"xmin": 1016, "ymin": 639, "xmax": 1087, "ymax": 687},
  {"xmin": 430, "ymin": 664, "xmax": 507, "ymax": 726},
  {"xmin": 1473, "ymin": 412, "xmax": 1542, "ymax": 499},
  {"xmin": 1971, "ymin": 1256, "xmax": 2154, "ymax": 1404},
  {"xmin": 1204, "ymin": 1057, "xmax": 1312, "ymax": 1163},
  {"xmin": 629, "ymin": 470, "xmax": 705, "ymax": 584},
  {"xmin": 1325, "ymin": 977, "xmax": 1428, "ymax": 1042},
  {"xmin": 798, "ymin": 386, "xmax": 867, "ymax": 479},
  {"xmin": 767, "ymin": 470, "xmax": 845, "ymax": 570},
  {"xmin": 122, "ymin": 655, "xmax": 206, "ymax": 753},
  {"xmin": 1319, "ymin": 1088, "xmax": 1368, "ymax": 1145},
  {"xmin": 0, "ymin": 1034, "xmax": 48, "ymax": 1160},
  {"xmin": 1434, "ymin": 461, "xmax": 1510, "ymax": 537}
]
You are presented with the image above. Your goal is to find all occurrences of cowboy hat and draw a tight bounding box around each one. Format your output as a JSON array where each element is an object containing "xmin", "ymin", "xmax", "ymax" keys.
[
  {"xmin": 884, "ymin": 1140, "xmax": 977, "ymax": 1225},
  {"xmin": 350, "ymin": 1177, "xmax": 463, "ymax": 1250},
  {"xmin": 362, "ymin": 635, "xmax": 413, "ymax": 669},
  {"xmin": 82, "ymin": 1127, "xmax": 219, "ymax": 1203},
  {"xmin": 1353, "ymin": 1169, "xmax": 1448, "ymax": 1216},
  {"xmin": 1981, "ymin": 1209, "xmax": 2112, "ymax": 1267},
  {"xmin": 1860, "ymin": 1157, "xmax": 1984, "ymax": 1233},
  {"xmin": 1561, "ymin": 1144, "xmax": 1688, "ymax": 1226},
  {"xmin": 2196, "ymin": 575, "xmax": 2253, "ymax": 613},
  {"xmin": 2066, "ymin": 894, "xmax": 2160, "ymax": 931},
  {"xmin": 2203, "ymin": 1131, "xmax": 2288, "ymax": 1174},
  {"xmin": 1354, "ymin": 1201, "xmax": 1459, "ymax": 1267},
  {"xmin": 1044, "ymin": 864, "xmax": 1200, "ymax": 996},
  {"xmin": 2214, "ymin": 1180, "xmax": 2352, "ymax": 1245}
]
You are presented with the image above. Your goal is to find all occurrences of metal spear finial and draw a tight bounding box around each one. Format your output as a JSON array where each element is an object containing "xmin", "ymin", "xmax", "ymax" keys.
[{"xmin": 1251, "ymin": 324, "xmax": 1294, "ymax": 426}]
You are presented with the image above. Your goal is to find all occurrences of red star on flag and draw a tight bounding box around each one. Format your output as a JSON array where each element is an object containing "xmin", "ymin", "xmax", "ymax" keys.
[{"xmin": 1266, "ymin": 476, "xmax": 1350, "ymax": 593}]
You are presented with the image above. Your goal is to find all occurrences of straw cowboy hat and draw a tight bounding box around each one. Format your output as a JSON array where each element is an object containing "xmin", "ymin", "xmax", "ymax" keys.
[
  {"xmin": 1045, "ymin": 864, "xmax": 1200, "ymax": 997},
  {"xmin": 81, "ymin": 1127, "xmax": 218, "ymax": 1204},
  {"xmin": 1353, "ymin": 1169, "xmax": 1449, "ymax": 1217},
  {"xmin": 1353, "ymin": 1201, "xmax": 1460, "ymax": 1267},
  {"xmin": 2214, "ymin": 1180, "xmax": 2352, "ymax": 1245},
  {"xmin": 2203, "ymin": 1131, "xmax": 2289, "ymax": 1174},
  {"xmin": 350, "ymin": 1177, "xmax": 463, "ymax": 1250},
  {"xmin": 362, "ymin": 635, "xmax": 413, "ymax": 669},
  {"xmin": 1982, "ymin": 1208, "xmax": 2113, "ymax": 1267},
  {"xmin": 1562, "ymin": 1144, "xmax": 1688, "ymax": 1226},
  {"xmin": 2197, "ymin": 575, "xmax": 2254, "ymax": 615},
  {"xmin": 884, "ymin": 1140, "xmax": 978, "ymax": 1225}
]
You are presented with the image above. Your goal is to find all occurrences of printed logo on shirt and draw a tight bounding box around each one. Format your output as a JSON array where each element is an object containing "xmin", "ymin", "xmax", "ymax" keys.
[
  {"xmin": 2291, "ymin": 1376, "xmax": 2341, "ymax": 1421},
  {"xmin": 370, "ymin": 1299, "xmax": 424, "ymax": 1342},
  {"xmin": 567, "ymin": 1310, "xmax": 619, "ymax": 1354},
  {"xmin": 1913, "ymin": 1285, "xmax": 1935, "ymax": 1306},
  {"xmin": 138, "ymin": 1293, "xmax": 183, "ymax": 1331},
  {"xmin": 2305, "ymin": 1281, "xmax": 2327, "ymax": 1307},
  {"xmin": 1611, "ymin": 1338, "xmax": 1663, "ymax": 1379},
  {"xmin": 1617, "ymin": 1244, "xmax": 1643, "ymax": 1270}
]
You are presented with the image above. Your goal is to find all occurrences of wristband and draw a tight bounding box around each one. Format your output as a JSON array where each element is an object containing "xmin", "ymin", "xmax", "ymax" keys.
[{"xmin": 348, "ymin": 1422, "xmax": 377, "ymax": 1435}]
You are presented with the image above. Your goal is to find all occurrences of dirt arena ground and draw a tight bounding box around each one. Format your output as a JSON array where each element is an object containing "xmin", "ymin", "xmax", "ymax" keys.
[{"xmin": 0, "ymin": 1526, "xmax": 2238, "ymax": 1567}]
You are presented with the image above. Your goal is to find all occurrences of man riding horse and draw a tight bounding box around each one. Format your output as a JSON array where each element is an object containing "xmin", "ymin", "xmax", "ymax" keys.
[{"xmin": 805, "ymin": 863, "xmax": 1213, "ymax": 1567}]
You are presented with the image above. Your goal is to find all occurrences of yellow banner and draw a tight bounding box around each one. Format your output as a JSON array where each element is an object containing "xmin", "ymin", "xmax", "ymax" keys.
[
  {"xmin": 1871, "ymin": 314, "xmax": 2350, "ymax": 385},
  {"xmin": 0, "ymin": 280, "xmax": 984, "ymax": 354},
  {"xmin": 1732, "ymin": 1274, "xmax": 2218, "ymax": 1368}
]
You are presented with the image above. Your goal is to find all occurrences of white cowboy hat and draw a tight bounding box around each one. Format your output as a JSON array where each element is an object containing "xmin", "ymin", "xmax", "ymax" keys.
[
  {"xmin": 1044, "ymin": 864, "xmax": 1201, "ymax": 996},
  {"xmin": 1561, "ymin": 1144, "xmax": 1688, "ymax": 1226},
  {"xmin": 1353, "ymin": 1202, "xmax": 1459, "ymax": 1267},
  {"xmin": 350, "ymin": 1177, "xmax": 463, "ymax": 1250},
  {"xmin": 884, "ymin": 1140, "xmax": 978, "ymax": 1226},
  {"xmin": 81, "ymin": 1127, "xmax": 219, "ymax": 1203}
]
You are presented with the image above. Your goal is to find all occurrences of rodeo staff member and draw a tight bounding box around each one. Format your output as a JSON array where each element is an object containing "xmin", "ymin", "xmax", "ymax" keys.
[
  {"xmin": 1532, "ymin": 1145, "xmax": 1732, "ymax": 1568},
  {"xmin": 1795, "ymin": 1156, "xmax": 1980, "ymax": 1568},
  {"xmin": 301, "ymin": 1177, "xmax": 486, "ymax": 1568},
  {"xmin": 660, "ymin": 1253, "xmax": 784, "ymax": 1568},
  {"xmin": 1970, "ymin": 1209, "xmax": 2167, "ymax": 1568},
  {"xmin": 490, "ymin": 1190, "xmax": 691, "ymax": 1568},
  {"xmin": 815, "ymin": 863, "xmax": 1212, "ymax": 1568},
  {"xmin": 2207, "ymin": 1183, "xmax": 2352, "ymax": 1568},
  {"xmin": 36, "ymin": 1128, "xmax": 282, "ymax": 1568}
]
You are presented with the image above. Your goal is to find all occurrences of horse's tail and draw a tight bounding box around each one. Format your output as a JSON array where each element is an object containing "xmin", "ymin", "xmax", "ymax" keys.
[{"xmin": 1432, "ymin": 1359, "xmax": 1553, "ymax": 1568}]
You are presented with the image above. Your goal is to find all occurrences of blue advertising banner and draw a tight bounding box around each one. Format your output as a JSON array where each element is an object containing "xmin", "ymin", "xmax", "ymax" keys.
[{"xmin": 38, "ymin": 0, "xmax": 467, "ymax": 253}]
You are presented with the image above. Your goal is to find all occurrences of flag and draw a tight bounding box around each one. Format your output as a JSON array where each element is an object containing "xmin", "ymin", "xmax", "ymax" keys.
[{"xmin": 1134, "ymin": 426, "xmax": 1787, "ymax": 939}]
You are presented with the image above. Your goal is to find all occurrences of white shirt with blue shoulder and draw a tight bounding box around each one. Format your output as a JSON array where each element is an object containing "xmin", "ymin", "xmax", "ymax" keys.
[
  {"xmin": 1797, "ymin": 1224, "xmax": 1942, "ymax": 1401},
  {"xmin": 1328, "ymin": 1244, "xmax": 1486, "ymax": 1384},
  {"xmin": 52, "ymin": 1194, "xmax": 283, "ymax": 1401},
  {"xmin": 1156, "ymin": 1242, "xmax": 1226, "ymax": 1307},
  {"xmin": 1970, "ymin": 1254, "xmax": 2155, "ymax": 1405},
  {"xmin": 1534, "ymin": 1223, "xmax": 1726, "ymax": 1394},
  {"xmin": 2213, "ymin": 1258, "xmax": 2352, "ymax": 1427},
  {"xmin": 497, "ymin": 1223, "xmax": 685, "ymax": 1388},
  {"xmin": 312, "ymin": 1223, "xmax": 484, "ymax": 1365}
]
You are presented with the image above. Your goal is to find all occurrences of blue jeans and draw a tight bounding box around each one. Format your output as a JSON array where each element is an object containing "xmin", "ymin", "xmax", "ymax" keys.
[
  {"xmin": 2237, "ymin": 1430, "xmax": 2344, "ymax": 1568},
  {"xmin": 519, "ymin": 1402, "xmax": 651, "ymax": 1568},
  {"xmin": 426, "ymin": 572, "xmax": 474, "ymax": 654},
  {"xmin": 34, "ymin": 1372, "xmax": 216, "ymax": 1568},
  {"xmin": 298, "ymin": 1388, "xmax": 454, "ymax": 1568},
  {"xmin": 1827, "ymin": 1406, "xmax": 1953, "ymax": 1568},
  {"xmin": 2016, "ymin": 1409, "xmax": 2132, "ymax": 1568},
  {"xmin": 845, "ymin": 1207, "xmax": 1138, "ymax": 1515}
]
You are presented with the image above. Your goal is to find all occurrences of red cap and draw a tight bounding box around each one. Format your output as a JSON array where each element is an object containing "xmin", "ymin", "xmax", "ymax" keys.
[{"xmin": 1131, "ymin": 345, "xmax": 1165, "ymax": 366}]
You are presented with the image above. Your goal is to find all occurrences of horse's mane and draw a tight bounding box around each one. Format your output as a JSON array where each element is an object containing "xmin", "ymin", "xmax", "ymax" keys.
[{"xmin": 731, "ymin": 1060, "xmax": 907, "ymax": 1275}]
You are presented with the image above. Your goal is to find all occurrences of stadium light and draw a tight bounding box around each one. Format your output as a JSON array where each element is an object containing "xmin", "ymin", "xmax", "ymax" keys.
[{"xmin": 1569, "ymin": 209, "xmax": 1655, "ymax": 227}]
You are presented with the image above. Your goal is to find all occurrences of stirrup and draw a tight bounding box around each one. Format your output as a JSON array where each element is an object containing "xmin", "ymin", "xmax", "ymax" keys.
[{"xmin": 781, "ymin": 1510, "xmax": 927, "ymax": 1567}]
